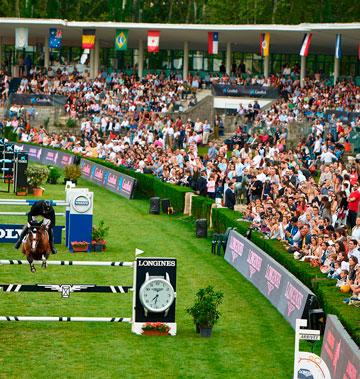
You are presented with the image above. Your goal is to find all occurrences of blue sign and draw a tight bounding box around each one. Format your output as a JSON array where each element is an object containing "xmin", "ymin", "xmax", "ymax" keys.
[{"xmin": 0, "ymin": 224, "xmax": 63, "ymax": 244}]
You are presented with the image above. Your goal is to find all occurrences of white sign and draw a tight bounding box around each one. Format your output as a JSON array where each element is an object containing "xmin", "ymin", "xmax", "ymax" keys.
[
  {"xmin": 294, "ymin": 319, "xmax": 330, "ymax": 379},
  {"xmin": 72, "ymin": 194, "xmax": 91, "ymax": 214}
]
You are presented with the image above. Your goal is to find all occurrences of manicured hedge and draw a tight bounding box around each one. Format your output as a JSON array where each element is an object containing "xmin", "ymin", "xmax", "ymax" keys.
[
  {"xmin": 191, "ymin": 195, "xmax": 214, "ymax": 223},
  {"xmin": 88, "ymin": 157, "xmax": 192, "ymax": 213}
]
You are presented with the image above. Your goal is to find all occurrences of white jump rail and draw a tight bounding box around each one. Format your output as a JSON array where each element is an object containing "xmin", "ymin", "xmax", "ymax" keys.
[
  {"xmin": 0, "ymin": 316, "xmax": 132, "ymax": 322},
  {"xmin": 0, "ymin": 260, "xmax": 134, "ymax": 267}
]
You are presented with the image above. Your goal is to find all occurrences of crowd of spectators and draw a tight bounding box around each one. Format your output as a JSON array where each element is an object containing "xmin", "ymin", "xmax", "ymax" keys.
[{"xmin": 3, "ymin": 66, "xmax": 360, "ymax": 306}]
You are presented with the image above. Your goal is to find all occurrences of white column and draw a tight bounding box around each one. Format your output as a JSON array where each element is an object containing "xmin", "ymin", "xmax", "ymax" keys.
[
  {"xmin": 138, "ymin": 39, "xmax": 144, "ymax": 79},
  {"xmin": 183, "ymin": 41, "xmax": 189, "ymax": 81},
  {"xmin": 226, "ymin": 42, "xmax": 231, "ymax": 76},
  {"xmin": 334, "ymin": 57, "xmax": 340, "ymax": 85},
  {"xmin": 263, "ymin": 55, "xmax": 269, "ymax": 79},
  {"xmin": 89, "ymin": 49, "xmax": 94, "ymax": 78},
  {"xmin": 94, "ymin": 39, "xmax": 100, "ymax": 78},
  {"xmin": 300, "ymin": 55, "xmax": 306, "ymax": 89},
  {"xmin": 44, "ymin": 35, "xmax": 49, "ymax": 69}
]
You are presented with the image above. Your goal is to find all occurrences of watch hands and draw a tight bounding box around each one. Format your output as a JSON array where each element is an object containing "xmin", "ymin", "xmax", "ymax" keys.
[{"xmin": 152, "ymin": 294, "xmax": 159, "ymax": 302}]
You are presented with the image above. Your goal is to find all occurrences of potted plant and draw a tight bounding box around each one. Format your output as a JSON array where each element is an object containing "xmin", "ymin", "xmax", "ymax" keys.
[
  {"xmin": 141, "ymin": 322, "xmax": 170, "ymax": 336},
  {"xmin": 64, "ymin": 164, "xmax": 81, "ymax": 184},
  {"xmin": 70, "ymin": 241, "xmax": 90, "ymax": 252},
  {"xmin": 26, "ymin": 165, "xmax": 50, "ymax": 196},
  {"xmin": 16, "ymin": 186, "xmax": 27, "ymax": 196},
  {"xmin": 186, "ymin": 285, "xmax": 224, "ymax": 337},
  {"xmin": 47, "ymin": 165, "xmax": 62, "ymax": 184},
  {"xmin": 92, "ymin": 220, "xmax": 109, "ymax": 252}
]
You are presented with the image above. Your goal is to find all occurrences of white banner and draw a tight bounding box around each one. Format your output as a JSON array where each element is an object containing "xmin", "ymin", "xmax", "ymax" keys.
[{"xmin": 15, "ymin": 28, "xmax": 28, "ymax": 49}]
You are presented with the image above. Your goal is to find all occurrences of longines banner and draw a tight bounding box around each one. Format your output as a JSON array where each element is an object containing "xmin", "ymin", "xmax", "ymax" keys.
[
  {"xmin": 212, "ymin": 84, "xmax": 279, "ymax": 98},
  {"xmin": 10, "ymin": 94, "xmax": 67, "ymax": 106},
  {"xmin": 80, "ymin": 159, "xmax": 136, "ymax": 200},
  {"xmin": 15, "ymin": 143, "xmax": 74, "ymax": 167},
  {"xmin": 321, "ymin": 314, "xmax": 360, "ymax": 379},
  {"xmin": 224, "ymin": 230, "xmax": 316, "ymax": 329}
]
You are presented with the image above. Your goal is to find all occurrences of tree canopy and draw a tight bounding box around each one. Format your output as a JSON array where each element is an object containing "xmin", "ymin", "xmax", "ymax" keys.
[{"xmin": 0, "ymin": 0, "xmax": 358, "ymax": 24}]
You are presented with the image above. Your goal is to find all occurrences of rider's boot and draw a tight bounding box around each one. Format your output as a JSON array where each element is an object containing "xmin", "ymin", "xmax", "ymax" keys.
[
  {"xmin": 14, "ymin": 225, "xmax": 29, "ymax": 249},
  {"xmin": 48, "ymin": 227, "xmax": 57, "ymax": 254}
]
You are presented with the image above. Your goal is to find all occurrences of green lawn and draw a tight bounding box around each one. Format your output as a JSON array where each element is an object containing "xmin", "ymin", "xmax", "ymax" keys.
[{"xmin": 0, "ymin": 177, "xmax": 295, "ymax": 379}]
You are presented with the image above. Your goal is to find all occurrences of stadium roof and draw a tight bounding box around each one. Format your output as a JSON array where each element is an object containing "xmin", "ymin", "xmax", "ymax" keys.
[{"xmin": 0, "ymin": 18, "xmax": 359, "ymax": 55}]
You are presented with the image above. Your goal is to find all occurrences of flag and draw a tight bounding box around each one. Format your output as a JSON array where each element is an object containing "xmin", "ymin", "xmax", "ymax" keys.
[
  {"xmin": 15, "ymin": 28, "xmax": 28, "ymax": 49},
  {"xmin": 82, "ymin": 29, "xmax": 96, "ymax": 50},
  {"xmin": 335, "ymin": 34, "xmax": 342, "ymax": 59},
  {"xmin": 208, "ymin": 32, "xmax": 219, "ymax": 55},
  {"xmin": 260, "ymin": 32, "xmax": 270, "ymax": 57},
  {"xmin": 115, "ymin": 29, "xmax": 128, "ymax": 51},
  {"xmin": 147, "ymin": 30, "xmax": 160, "ymax": 53},
  {"xmin": 49, "ymin": 28, "xmax": 62, "ymax": 49},
  {"xmin": 135, "ymin": 248, "xmax": 144, "ymax": 256},
  {"xmin": 299, "ymin": 33, "xmax": 312, "ymax": 57}
]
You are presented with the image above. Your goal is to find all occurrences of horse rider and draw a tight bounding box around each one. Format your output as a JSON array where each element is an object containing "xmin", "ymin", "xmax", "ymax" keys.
[{"xmin": 14, "ymin": 200, "xmax": 57, "ymax": 254}]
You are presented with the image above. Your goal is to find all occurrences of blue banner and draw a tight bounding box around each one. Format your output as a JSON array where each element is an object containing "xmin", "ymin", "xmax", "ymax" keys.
[{"xmin": 0, "ymin": 224, "xmax": 63, "ymax": 244}]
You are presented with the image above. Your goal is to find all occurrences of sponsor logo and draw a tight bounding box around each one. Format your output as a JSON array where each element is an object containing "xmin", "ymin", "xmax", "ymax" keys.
[
  {"xmin": 138, "ymin": 260, "xmax": 176, "ymax": 267},
  {"xmin": 264, "ymin": 264, "xmax": 282, "ymax": 295},
  {"xmin": 72, "ymin": 195, "xmax": 91, "ymax": 213},
  {"xmin": 247, "ymin": 250, "xmax": 262, "ymax": 278},
  {"xmin": 60, "ymin": 154, "xmax": 72, "ymax": 166},
  {"xmin": 28, "ymin": 147, "xmax": 42, "ymax": 160},
  {"xmin": 93, "ymin": 167, "xmax": 104, "ymax": 182},
  {"xmin": 284, "ymin": 282, "xmax": 304, "ymax": 316},
  {"xmin": 81, "ymin": 163, "xmax": 91, "ymax": 176},
  {"xmin": 0, "ymin": 227, "xmax": 23, "ymax": 240},
  {"xmin": 228, "ymin": 235, "xmax": 244, "ymax": 262},
  {"xmin": 122, "ymin": 178, "xmax": 133, "ymax": 193},
  {"xmin": 106, "ymin": 173, "xmax": 118, "ymax": 188},
  {"xmin": 323, "ymin": 330, "xmax": 341, "ymax": 374},
  {"xmin": 45, "ymin": 151, "xmax": 58, "ymax": 163}
]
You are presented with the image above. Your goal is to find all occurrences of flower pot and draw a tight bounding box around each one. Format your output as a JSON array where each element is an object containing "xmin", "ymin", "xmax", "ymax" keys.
[
  {"xmin": 92, "ymin": 243, "xmax": 105, "ymax": 252},
  {"xmin": 142, "ymin": 330, "xmax": 169, "ymax": 336},
  {"xmin": 199, "ymin": 326, "xmax": 212, "ymax": 337},
  {"xmin": 71, "ymin": 243, "xmax": 89, "ymax": 252},
  {"xmin": 16, "ymin": 191, "xmax": 27, "ymax": 196},
  {"xmin": 32, "ymin": 187, "xmax": 44, "ymax": 197}
]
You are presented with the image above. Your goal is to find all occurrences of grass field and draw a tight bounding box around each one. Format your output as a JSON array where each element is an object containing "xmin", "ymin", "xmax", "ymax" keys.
[{"xmin": 0, "ymin": 177, "xmax": 296, "ymax": 379}]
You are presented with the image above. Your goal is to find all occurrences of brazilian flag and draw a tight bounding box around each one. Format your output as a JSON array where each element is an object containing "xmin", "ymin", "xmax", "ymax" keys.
[{"xmin": 115, "ymin": 30, "xmax": 128, "ymax": 51}]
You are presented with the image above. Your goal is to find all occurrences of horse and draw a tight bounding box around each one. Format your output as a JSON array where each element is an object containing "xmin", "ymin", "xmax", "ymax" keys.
[{"xmin": 22, "ymin": 222, "xmax": 51, "ymax": 273}]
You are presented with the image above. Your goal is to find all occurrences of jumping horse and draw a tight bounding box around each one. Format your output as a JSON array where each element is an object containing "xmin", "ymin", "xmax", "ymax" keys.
[{"xmin": 22, "ymin": 222, "xmax": 51, "ymax": 273}]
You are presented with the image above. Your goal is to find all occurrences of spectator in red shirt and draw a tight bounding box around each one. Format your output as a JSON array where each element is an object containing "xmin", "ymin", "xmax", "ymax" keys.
[{"xmin": 347, "ymin": 184, "xmax": 360, "ymax": 229}]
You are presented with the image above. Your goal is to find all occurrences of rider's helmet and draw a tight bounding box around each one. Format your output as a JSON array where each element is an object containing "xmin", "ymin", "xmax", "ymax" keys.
[{"xmin": 42, "ymin": 200, "xmax": 52, "ymax": 213}]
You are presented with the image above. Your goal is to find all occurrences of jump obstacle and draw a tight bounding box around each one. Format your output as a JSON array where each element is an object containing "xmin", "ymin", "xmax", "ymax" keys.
[
  {"xmin": 0, "ymin": 257, "xmax": 178, "ymax": 335},
  {"xmin": 0, "ymin": 187, "xmax": 94, "ymax": 251}
]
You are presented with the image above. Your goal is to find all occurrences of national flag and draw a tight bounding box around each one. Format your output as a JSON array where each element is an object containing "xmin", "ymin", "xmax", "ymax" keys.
[
  {"xmin": 49, "ymin": 28, "xmax": 62, "ymax": 49},
  {"xmin": 115, "ymin": 29, "xmax": 128, "ymax": 51},
  {"xmin": 208, "ymin": 32, "xmax": 219, "ymax": 55},
  {"xmin": 147, "ymin": 30, "xmax": 160, "ymax": 53},
  {"xmin": 82, "ymin": 29, "xmax": 96, "ymax": 50},
  {"xmin": 299, "ymin": 33, "xmax": 312, "ymax": 57},
  {"xmin": 260, "ymin": 32, "xmax": 270, "ymax": 57},
  {"xmin": 15, "ymin": 28, "xmax": 28, "ymax": 49},
  {"xmin": 335, "ymin": 34, "xmax": 342, "ymax": 59}
]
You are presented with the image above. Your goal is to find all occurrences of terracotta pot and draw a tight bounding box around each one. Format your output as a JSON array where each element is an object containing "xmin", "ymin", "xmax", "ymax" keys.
[
  {"xmin": 33, "ymin": 187, "xmax": 44, "ymax": 197},
  {"xmin": 71, "ymin": 244, "xmax": 89, "ymax": 252},
  {"xmin": 142, "ymin": 330, "xmax": 169, "ymax": 336}
]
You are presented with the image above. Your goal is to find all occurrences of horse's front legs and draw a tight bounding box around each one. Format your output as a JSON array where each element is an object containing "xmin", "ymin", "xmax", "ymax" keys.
[
  {"xmin": 27, "ymin": 256, "xmax": 36, "ymax": 273},
  {"xmin": 41, "ymin": 253, "xmax": 49, "ymax": 269}
]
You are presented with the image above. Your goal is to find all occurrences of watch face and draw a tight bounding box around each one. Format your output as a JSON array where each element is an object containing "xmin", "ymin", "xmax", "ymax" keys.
[{"xmin": 140, "ymin": 278, "xmax": 175, "ymax": 313}]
